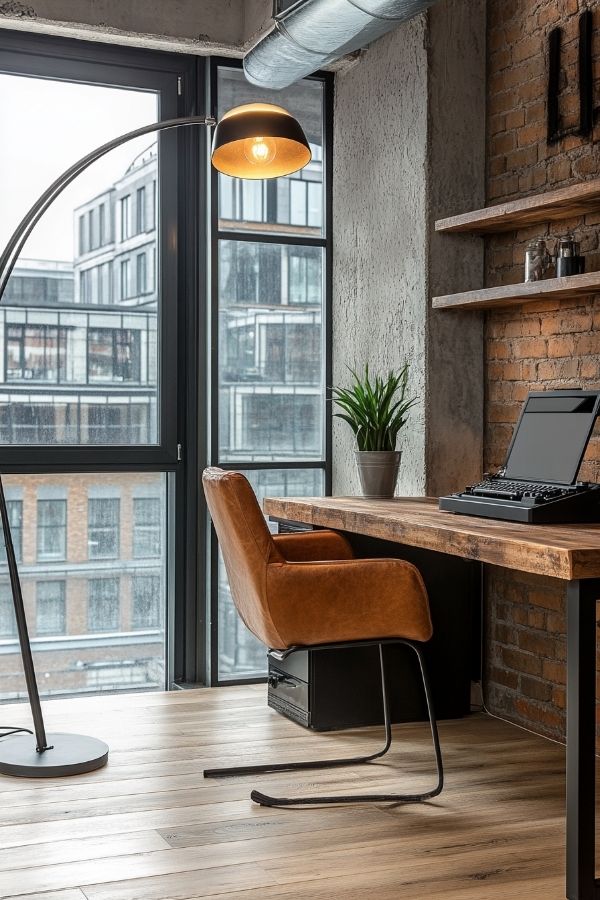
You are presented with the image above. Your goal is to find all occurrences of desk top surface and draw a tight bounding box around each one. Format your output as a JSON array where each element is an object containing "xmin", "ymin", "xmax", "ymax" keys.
[{"xmin": 263, "ymin": 496, "xmax": 600, "ymax": 581}]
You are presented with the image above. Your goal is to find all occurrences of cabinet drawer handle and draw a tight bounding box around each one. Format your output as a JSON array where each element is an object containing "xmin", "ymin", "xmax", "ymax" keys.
[{"xmin": 268, "ymin": 673, "xmax": 298, "ymax": 689}]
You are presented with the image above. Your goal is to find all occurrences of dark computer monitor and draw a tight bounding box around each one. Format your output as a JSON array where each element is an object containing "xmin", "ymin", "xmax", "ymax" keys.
[{"xmin": 503, "ymin": 391, "xmax": 600, "ymax": 485}]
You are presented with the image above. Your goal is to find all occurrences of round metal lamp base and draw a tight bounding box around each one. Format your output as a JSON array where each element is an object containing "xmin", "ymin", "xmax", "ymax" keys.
[{"xmin": 0, "ymin": 733, "xmax": 108, "ymax": 777}]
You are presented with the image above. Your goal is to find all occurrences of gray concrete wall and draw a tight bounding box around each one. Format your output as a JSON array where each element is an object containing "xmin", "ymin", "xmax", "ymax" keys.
[
  {"xmin": 332, "ymin": 16, "xmax": 429, "ymax": 497},
  {"xmin": 0, "ymin": 0, "xmax": 273, "ymax": 55},
  {"xmin": 332, "ymin": 0, "xmax": 485, "ymax": 498},
  {"xmin": 425, "ymin": 0, "xmax": 485, "ymax": 497}
]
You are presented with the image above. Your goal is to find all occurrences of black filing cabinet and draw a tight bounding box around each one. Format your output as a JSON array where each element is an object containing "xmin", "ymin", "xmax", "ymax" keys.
[{"xmin": 267, "ymin": 531, "xmax": 480, "ymax": 731}]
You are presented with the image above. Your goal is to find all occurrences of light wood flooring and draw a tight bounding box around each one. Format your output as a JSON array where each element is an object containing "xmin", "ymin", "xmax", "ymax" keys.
[{"xmin": 0, "ymin": 685, "xmax": 583, "ymax": 899}]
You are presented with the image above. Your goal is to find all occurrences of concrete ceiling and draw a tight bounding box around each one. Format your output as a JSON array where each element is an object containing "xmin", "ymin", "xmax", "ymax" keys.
[{"xmin": 0, "ymin": 0, "xmax": 275, "ymax": 56}]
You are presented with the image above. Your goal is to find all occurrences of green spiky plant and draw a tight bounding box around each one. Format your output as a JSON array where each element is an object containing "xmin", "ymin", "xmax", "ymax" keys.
[{"xmin": 331, "ymin": 364, "xmax": 418, "ymax": 452}]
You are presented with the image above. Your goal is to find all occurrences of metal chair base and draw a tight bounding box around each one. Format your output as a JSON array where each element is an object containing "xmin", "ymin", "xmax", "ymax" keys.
[{"xmin": 204, "ymin": 638, "xmax": 444, "ymax": 808}]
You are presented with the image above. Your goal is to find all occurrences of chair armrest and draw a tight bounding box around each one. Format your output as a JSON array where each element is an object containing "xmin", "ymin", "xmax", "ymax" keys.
[
  {"xmin": 266, "ymin": 557, "xmax": 432, "ymax": 648},
  {"xmin": 272, "ymin": 529, "xmax": 354, "ymax": 562}
]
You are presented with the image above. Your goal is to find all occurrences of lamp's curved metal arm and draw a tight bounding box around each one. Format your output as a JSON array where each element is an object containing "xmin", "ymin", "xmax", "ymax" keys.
[
  {"xmin": 0, "ymin": 112, "xmax": 215, "ymax": 755},
  {"xmin": 0, "ymin": 114, "xmax": 216, "ymax": 302}
]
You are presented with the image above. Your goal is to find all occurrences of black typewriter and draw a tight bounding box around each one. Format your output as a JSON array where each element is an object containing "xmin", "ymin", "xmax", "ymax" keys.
[{"xmin": 439, "ymin": 390, "xmax": 600, "ymax": 524}]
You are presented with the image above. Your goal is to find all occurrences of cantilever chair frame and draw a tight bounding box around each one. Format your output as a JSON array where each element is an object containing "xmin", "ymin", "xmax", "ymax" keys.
[{"xmin": 204, "ymin": 636, "xmax": 444, "ymax": 808}]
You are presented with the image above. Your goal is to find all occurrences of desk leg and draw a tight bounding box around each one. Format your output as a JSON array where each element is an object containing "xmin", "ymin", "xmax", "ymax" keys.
[{"xmin": 567, "ymin": 579, "xmax": 600, "ymax": 900}]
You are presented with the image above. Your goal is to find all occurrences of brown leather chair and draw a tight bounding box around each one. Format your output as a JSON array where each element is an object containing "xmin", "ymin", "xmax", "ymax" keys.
[{"xmin": 202, "ymin": 467, "xmax": 443, "ymax": 807}]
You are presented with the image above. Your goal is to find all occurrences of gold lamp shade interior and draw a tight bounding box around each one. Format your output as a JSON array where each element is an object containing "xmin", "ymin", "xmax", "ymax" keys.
[{"xmin": 211, "ymin": 102, "xmax": 312, "ymax": 180}]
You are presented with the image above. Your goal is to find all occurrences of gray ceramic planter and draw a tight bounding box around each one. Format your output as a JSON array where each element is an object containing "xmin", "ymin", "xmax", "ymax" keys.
[{"xmin": 354, "ymin": 449, "xmax": 401, "ymax": 499}]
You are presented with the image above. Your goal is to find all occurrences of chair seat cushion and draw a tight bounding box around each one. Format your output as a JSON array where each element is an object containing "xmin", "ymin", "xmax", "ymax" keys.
[{"xmin": 266, "ymin": 556, "xmax": 432, "ymax": 649}]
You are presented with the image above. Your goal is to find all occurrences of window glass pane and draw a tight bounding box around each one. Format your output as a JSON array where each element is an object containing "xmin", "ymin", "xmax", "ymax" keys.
[
  {"xmin": 217, "ymin": 67, "xmax": 324, "ymax": 236},
  {"xmin": 88, "ymin": 328, "xmax": 141, "ymax": 383},
  {"xmin": 7, "ymin": 325, "xmax": 66, "ymax": 382},
  {"xmin": 219, "ymin": 241, "xmax": 323, "ymax": 462},
  {"xmin": 133, "ymin": 497, "xmax": 162, "ymax": 558},
  {"xmin": 136, "ymin": 186, "xmax": 146, "ymax": 234},
  {"xmin": 88, "ymin": 577, "xmax": 120, "ymax": 632},
  {"xmin": 0, "ymin": 583, "xmax": 16, "ymax": 638},
  {"xmin": 37, "ymin": 499, "xmax": 67, "ymax": 561},
  {"xmin": 0, "ymin": 473, "xmax": 167, "ymax": 700},
  {"xmin": 132, "ymin": 574, "xmax": 161, "ymax": 629},
  {"xmin": 36, "ymin": 581, "xmax": 66, "ymax": 636},
  {"xmin": 218, "ymin": 468, "xmax": 324, "ymax": 680},
  {"xmin": 0, "ymin": 74, "xmax": 159, "ymax": 446},
  {"xmin": 0, "ymin": 500, "xmax": 22, "ymax": 564},
  {"xmin": 120, "ymin": 195, "xmax": 131, "ymax": 241},
  {"xmin": 88, "ymin": 497, "xmax": 120, "ymax": 559}
]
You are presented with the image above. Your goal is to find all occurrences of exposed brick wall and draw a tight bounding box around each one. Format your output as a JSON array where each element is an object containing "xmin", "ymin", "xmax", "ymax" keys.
[{"xmin": 484, "ymin": 0, "xmax": 600, "ymax": 740}]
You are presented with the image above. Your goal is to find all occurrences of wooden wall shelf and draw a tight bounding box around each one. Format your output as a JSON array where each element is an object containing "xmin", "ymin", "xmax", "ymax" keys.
[
  {"xmin": 433, "ymin": 271, "xmax": 600, "ymax": 311},
  {"xmin": 435, "ymin": 179, "xmax": 600, "ymax": 234}
]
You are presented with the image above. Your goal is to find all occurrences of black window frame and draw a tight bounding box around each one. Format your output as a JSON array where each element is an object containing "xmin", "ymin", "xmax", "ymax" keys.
[
  {"xmin": 0, "ymin": 31, "xmax": 185, "ymax": 472},
  {"xmin": 0, "ymin": 31, "xmax": 207, "ymax": 692},
  {"xmin": 207, "ymin": 58, "xmax": 333, "ymax": 686},
  {"xmin": 0, "ymin": 36, "xmax": 332, "ymax": 693}
]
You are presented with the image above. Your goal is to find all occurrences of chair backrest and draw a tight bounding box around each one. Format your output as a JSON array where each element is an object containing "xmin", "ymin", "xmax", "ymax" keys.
[{"xmin": 202, "ymin": 467, "xmax": 285, "ymax": 648}]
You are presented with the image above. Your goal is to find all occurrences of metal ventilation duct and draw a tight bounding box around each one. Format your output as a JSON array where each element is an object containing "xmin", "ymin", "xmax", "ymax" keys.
[{"xmin": 244, "ymin": 0, "xmax": 439, "ymax": 90}]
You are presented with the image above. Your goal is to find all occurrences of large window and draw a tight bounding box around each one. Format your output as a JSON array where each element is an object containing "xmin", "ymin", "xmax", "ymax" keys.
[
  {"xmin": 213, "ymin": 66, "xmax": 329, "ymax": 681},
  {"xmin": 0, "ymin": 34, "xmax": 180, "ymax": 702},
  {"xmin": 0, "ymin": 81, "xmax": 160, "ymax": 451},
  {"xmin": 0, "ymin": 41, "xmax": 330, "ymax": 696}
]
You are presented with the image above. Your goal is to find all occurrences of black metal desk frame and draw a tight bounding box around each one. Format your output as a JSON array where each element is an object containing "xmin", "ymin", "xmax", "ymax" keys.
[{"xmin": 567, "ymin": 577, "xmax": 600, "ymax": 900}]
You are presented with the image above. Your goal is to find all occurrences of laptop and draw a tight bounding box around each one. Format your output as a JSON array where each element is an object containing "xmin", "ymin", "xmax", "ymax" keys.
[{"xmin": 439, "ymin": 390, "xmax": 600, "ymax": 523}]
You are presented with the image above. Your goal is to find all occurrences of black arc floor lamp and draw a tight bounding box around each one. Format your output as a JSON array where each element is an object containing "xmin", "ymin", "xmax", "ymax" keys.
[{"xmin": 0, "ymin": 102, "xmax": 311, "ymax": 777}]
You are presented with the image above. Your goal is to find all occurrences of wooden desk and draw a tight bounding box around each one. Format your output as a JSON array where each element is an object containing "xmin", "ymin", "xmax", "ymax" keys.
[{"xmin": 264, "ymin": 496, "xmax": 600, "ymax": 900}]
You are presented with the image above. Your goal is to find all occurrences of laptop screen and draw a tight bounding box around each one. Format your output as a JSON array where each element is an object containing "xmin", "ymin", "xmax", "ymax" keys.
[{"xmin": 504, "ymin": 393, "xmax": 600, "ymax": 485}]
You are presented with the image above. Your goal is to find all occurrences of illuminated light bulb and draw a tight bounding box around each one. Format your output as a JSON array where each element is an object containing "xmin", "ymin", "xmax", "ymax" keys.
[{"xmin": 243, "ymin": 136, "xmax": 276, "ymax": 166}]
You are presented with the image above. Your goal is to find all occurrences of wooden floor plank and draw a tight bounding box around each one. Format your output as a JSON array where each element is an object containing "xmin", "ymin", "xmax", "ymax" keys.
[
  {"xmin": 0, "ymin": 686, "xmax": 584, "ymax": 900},
  {"xmin": 2, "ymin": 892, "xmax": 87, "ymax": 900}
]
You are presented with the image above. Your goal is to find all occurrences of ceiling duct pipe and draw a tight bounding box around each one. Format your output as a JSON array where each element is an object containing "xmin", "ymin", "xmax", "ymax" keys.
[{"xmin": 244, "ymin": 0, "xmax": 439, "ymax": 90}]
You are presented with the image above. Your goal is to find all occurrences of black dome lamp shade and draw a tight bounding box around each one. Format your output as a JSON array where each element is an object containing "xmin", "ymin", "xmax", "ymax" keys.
[{"xmin": 211, "ymin": 103, "xmax": 312, "ymax": 179}]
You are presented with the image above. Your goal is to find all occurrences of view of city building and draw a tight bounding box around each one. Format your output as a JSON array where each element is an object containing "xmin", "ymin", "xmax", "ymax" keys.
[
  {"xmin": 0, "ymin": 145, "xmax": 165, "ymax": 701},
  {"xmin": 215, "ymin": 68, "xmax": 326, "ymax": 679}
]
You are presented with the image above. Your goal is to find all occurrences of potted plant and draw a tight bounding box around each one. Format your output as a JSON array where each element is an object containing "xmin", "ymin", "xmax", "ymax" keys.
[{"xmin": 332, "ymin": 364, "xmax": 417, "ymax": 499}]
